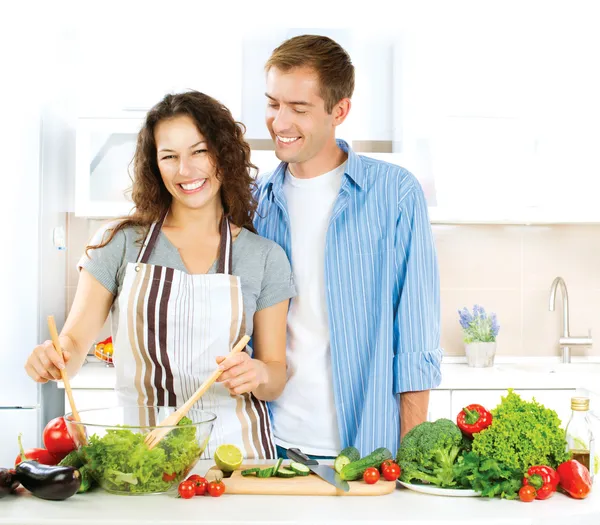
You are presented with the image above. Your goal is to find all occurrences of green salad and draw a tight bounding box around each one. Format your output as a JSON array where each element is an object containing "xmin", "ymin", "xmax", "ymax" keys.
[{"xmin": 81, "ymin": 417, "xmax": 203, "ymax": 493}]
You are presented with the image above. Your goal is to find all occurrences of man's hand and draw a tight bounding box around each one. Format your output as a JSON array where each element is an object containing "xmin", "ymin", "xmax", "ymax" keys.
[
  {"xmin": 400, "ymin": 390, "xmax": 430, "ymax": 439},
  {"xmin": 215, "ymin": 352, "xmax": 268, "ymax": 396}
]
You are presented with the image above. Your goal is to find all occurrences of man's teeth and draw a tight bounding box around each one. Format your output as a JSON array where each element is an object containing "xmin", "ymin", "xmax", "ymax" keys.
[
  {"xmin": 180, "ymin": 179, "xmax": 206, "ymax": 191},
  {"xmin": 278, "ymin": 136, "xmax": 300, "ymax": 143}
]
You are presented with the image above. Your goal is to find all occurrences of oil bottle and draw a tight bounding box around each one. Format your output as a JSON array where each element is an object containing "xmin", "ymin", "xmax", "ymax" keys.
[{"xmin": 564, "ymin": 396, "xmax": 595, "ymax": 478}]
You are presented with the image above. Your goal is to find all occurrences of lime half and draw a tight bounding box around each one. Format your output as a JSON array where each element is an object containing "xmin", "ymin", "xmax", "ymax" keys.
[{"xmin": 214, "ymin": 444, "xmax": 243, "ymax": 472}]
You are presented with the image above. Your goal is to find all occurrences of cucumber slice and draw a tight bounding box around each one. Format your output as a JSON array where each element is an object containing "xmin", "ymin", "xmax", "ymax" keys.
[
  {"xmin": 289, "ymin": 462, "xmax": 310, "ymax": 476},
  {"xmin": 273, "ymin": 458, "xmax": 283, "ymax": 475},
  {"xmin": 275, "ymin": 467, "xmax": 296, "ymax": 478},
  {"xmin": 334, "ymin": 446, "xmax": 361, "ymax": 474},
  {"xmin": 257, "ymin": 467, "xmax": 274, "ymax": 478},
  {"xmin": 241, "ymin": 468, "xmax": 260, "ymax": 476}
]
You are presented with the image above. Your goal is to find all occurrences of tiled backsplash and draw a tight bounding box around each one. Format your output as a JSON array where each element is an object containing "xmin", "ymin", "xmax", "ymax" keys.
[{"xmin": 66, "ymin": 213, "xmax": 600, "ymax": 358}]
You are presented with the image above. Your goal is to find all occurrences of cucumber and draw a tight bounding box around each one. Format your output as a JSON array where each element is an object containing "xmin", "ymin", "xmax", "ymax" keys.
[
  {"xmin": 257, "ymin": 467, "xmax": 274, "ymax": 478},
  {"xmin": 275, "ymin": 467, "xmax": 296, "ymax": 478},
  {"xmin": 333, "ymin": 446, "xmax": 361, "ymax": 474},
  {"xmin": 273, "ymin": 458, "xmax": 283, "ymax": 475},
  {"xmin": 58, "ymin": 450, "xmax": 84, "ymax": 469},
  {"xmin": 241, "ymin": 468, "xmax": 260, "ymax": 476},
  {"xmin": 289, "ymin": 462, "xmax": 310, "ymax": 476},
  {"xmin": 340, "ymin": 447, "xmax": 392, "ymax": 481}
]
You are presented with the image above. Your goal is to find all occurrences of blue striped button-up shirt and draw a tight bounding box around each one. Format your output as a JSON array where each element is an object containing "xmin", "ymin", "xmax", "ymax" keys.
[{"xmin": 254, "ymin": 139, "xmax": 443, "ymax": 456}]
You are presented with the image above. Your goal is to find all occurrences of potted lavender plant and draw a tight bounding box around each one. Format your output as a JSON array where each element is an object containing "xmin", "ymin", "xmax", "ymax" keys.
[{"xmin": 458, "ymin": 305, "xmax": 500, "ymax": 367}]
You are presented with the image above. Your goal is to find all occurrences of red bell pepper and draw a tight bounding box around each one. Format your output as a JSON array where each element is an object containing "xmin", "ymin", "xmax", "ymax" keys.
[
  {"xmin": 522, "ymin": 465, "xmax": 559, "ymax": 500},
  {"xmin": 557, "ymin": 460, "xmax": 592, "ymax": 499},
  {"xmin": 456, "ymin": 404, "xmax": 493, "ymax": 437}
]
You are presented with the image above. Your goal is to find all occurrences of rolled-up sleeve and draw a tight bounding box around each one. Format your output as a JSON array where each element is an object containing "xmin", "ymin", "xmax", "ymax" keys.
[{"xmin": 392, "ymin": 181, "xmax": 443, "ymax": 394}]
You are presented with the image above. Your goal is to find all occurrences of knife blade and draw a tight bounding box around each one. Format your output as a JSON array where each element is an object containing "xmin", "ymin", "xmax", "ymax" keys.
[{"xmin": 287, "ymin": 447, "xmax": 350, "ymax": 492}]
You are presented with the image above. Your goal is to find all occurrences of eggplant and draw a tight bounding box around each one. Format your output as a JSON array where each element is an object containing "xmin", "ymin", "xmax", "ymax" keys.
[
  {"xmin": 0, "ymin": 468, "xmax": 19, "ymax": 498},
  {"xmin": 15, "ymin": 460, "xmax": 81, "ymax": 501}
]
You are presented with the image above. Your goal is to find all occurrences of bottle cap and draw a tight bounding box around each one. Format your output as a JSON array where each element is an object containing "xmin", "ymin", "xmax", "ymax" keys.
[{"xmin": 571, "ymin": 397, "xmax": 590, "ymax": 411}]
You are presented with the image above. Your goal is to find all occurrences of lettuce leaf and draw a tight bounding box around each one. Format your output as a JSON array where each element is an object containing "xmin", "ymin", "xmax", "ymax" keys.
[{"xmin": 81, "ymin": 416, "xmax": 202, "ymax": 493}]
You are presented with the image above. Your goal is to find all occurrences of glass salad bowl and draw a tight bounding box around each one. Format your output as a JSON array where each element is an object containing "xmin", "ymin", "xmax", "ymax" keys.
[{"xmin": 64, "ymin": 406, "xmax": 216, "ymax": 495}]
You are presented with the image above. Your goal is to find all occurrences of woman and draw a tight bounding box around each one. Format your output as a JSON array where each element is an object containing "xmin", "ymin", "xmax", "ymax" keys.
[{"xmin": 25, "ymin": 91, "xmax": 295, "ymax": 459}]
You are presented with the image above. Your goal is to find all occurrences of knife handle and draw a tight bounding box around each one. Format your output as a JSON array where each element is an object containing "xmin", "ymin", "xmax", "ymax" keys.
[{"xmin": 287, "ymin": 447, "xmax": 318, "ymax": 466}]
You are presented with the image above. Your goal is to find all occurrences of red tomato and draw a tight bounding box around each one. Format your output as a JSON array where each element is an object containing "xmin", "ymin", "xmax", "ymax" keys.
[
  {"xmin": 15, "ymin": 447, "xmax": 58, "ymax": 467},
  {"xmin": 207, "ymin": 479, "xmax": 226, "ymax": 497},
  {"xmin": 163, "ymin": 472, "xmax": 177, "ymax": 482},
  {"xmin": 178, "ymin": 480, "xmax": 196, "ymax": 499},
  {"xmin": 363, "ymin": 467, "xmax": 380, "ymax": 484},
  {"xmin": 519, "ymin": 485, "xmax": 536, "ymax": 502},
  {"xmin": 380, "ymin": 460, "xmax": 396, "ymax": 470},
  {"xmin": 381, "ymin": 462, "xmax": 401, "ymax": 481},
  {"xmin": 191, "ymin": 476, "xmax": 207, "ymax": 496},
  {"xmin": 42, "ymin": 417, "xmax": 77, "ymax": 461}
]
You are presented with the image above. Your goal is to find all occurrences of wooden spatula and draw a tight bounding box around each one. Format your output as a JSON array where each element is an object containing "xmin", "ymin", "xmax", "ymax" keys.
[
  {"xmin": 47, "ymin": 315, "xmax": 87, "ymax": 445},
  {"xmin": 144, "ymin": 334, "xmax": 251, "ymax": 450}
]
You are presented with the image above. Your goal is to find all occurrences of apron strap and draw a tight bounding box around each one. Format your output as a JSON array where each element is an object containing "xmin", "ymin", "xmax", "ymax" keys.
[
  {"xmin": 137, "ymin": 211, "xmax": 233, "ymax": 274},
  {"xmin": 136, "ymin": 212, "xmax": 168, "ymax": 263},
  {"xmin": 217, "ymin": 216, "xmax": 234, "ymax": 275}
]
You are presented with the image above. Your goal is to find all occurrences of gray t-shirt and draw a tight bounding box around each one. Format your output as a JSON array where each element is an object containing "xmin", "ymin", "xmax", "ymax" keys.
[{"xmin": 78, "ymin": 223, "xmax": 296, "ymax": 336}]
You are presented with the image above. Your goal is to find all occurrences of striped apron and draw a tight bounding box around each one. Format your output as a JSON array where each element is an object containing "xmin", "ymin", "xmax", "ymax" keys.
[{"xmin": 111, "ymin": 215, "xmax": 276, "ymax": 459}]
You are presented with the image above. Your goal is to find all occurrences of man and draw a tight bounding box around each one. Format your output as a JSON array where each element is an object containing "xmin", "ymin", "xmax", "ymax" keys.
[{"xmin": 253, "ymin": 34, "xmax": 442, "ymax": 459}]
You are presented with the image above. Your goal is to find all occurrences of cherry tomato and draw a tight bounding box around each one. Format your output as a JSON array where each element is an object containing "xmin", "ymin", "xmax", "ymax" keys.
[
  {"xmin": 363, "ymin": 467, "xmax": 380, "ymax": 484},
  {"xmin": 163, "ymin": 472, "xmax": 177, "ymax": 482},
  {"xmin": 207, "ymin": 479, "xmax": 226, "ymax": 497},
  {"xmin": 190, "ymin": 476, "xmax": 208, "ymax": 496},
  {"xmin": 42, "ymin": 417, "xmax": 77, "ymax": 461},
  {"xmin": 519, "ymin": 485, "xmax": 536, "ymax": 502},
  {"xmin": 178, "ymin": 480, "xmax": 196, "ymax": 499},
  {"xmin": 15, "ymin": 447, "xmax": 57, "ymax": 467},
  {"xmin": 381, "ymin": 462, "xmax": 401, "ymax": 481},
  {"xmin": 380, "ymin": 460, "xmax": 396, "ymax": 470}
]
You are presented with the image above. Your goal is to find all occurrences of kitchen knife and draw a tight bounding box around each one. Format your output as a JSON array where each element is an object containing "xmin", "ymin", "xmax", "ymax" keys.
[{"xmin": 287, "ymin": 447, "xmax": 350, "ymax": 493}]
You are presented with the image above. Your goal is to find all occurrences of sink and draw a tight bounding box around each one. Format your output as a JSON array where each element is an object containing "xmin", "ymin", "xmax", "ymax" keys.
[{"xmin": 495, "ymin": 363, "xmax": 600, "ymax": 375}]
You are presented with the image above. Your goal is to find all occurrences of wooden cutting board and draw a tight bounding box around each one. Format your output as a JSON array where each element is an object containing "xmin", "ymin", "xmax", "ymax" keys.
[{"xmin": 209, "ymin": 463, "xmax": 397, "ymax": 496}]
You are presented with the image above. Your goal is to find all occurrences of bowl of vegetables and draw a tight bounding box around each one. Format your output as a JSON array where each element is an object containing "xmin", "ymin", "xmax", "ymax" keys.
[{"xmin": 64, "ymin": 406, "xmax": 215, "ymax": 495}]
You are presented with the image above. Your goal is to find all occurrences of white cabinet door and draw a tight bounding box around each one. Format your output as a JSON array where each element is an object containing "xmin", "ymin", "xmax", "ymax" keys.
[
  {"xmin": 451, "ymin": 389, "xmax": 576, "ymax": 429},
  {"xmin": 0, "ymin": 408, "xmax": 39, "ymax": 467},
  {"xmin": 428, "ymin": 390, "xmax": 452, "ymax": 422},
  {"xmin": 64, "ymin": 390, "xmax": 119, "ymax": 415},
  {"xmin": 75, "ymin": 117, "xmax": 144, "ymax": 218}
]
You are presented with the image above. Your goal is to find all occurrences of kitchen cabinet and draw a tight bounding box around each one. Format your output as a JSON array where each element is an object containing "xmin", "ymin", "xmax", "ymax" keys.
[
  {"xmin": 450, "ymin": 389, "xmax": 577, "ymax": 429},
  {"xmin": 427, "ymin": 390, "xmax": 452, "ymax": 422},
  {"xmin": 64, "ymin": 389, "xmax": 119, "ymax": 415},
  {"xmin": 75, "ymin": 117, "xmax": 144, "ymax": 217}
]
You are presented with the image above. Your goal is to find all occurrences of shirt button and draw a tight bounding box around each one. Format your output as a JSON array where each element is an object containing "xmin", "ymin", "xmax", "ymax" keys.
[{"xmin": 135, "ymin": 265, "xmax": 140, "ymax": 272}]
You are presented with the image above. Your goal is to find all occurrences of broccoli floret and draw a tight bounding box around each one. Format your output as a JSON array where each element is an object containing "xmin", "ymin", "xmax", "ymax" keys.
[{"xmin": 397, "ymin": 418, "xmax": 464, "ymax": 487}]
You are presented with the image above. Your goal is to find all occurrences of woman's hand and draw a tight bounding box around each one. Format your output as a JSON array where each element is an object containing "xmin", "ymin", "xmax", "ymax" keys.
[
  {"xmin": 25, "ymin": 340, "xmax": 71, "ymax": 383},
  {"xmin": 215, "ymin": 352, "xmax": 268, "ymax": 396}
]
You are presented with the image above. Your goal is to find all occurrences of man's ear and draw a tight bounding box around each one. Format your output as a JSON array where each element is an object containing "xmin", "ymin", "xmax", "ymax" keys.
[{"xmin": 332, "ymin": 98, "xmax": 351, "ymax": 127}]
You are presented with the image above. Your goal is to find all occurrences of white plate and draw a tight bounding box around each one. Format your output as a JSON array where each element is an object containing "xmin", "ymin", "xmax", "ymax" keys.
[{"xmin": 398, "ymin": 481, "xmax": 481, "ymax": 497}]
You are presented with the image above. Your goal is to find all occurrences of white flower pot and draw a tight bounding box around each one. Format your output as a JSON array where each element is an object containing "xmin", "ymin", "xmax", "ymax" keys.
[{"xmin": 465, "ymin": 341, "xmax": 497, "ymax": 368}]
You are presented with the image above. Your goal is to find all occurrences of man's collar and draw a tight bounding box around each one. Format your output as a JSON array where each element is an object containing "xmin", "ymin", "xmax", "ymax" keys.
[{"xmin": 266, "ymin": 139, "xmax": 366, "ymax": 197}]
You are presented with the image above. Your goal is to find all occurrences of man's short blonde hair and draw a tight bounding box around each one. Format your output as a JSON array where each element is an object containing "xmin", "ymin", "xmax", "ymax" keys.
[{"xmin": 265, "ymin": 34, "xmax": 355, "ymax": 114}]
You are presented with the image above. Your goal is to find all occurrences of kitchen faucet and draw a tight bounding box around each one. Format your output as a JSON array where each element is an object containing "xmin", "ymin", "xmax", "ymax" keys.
[{"xmin": 548, "ymin": 276, "xmax": 593, "ymax": 363}]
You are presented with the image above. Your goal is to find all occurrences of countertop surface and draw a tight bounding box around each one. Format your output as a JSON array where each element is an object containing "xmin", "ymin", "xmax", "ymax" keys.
[
  {"xmin": 61, "ymin": 356, "xmax": 600, "ymax": 391},
  {"xmin": 1, "ymin": 460, "xmax": 598, "ymax": 525}
]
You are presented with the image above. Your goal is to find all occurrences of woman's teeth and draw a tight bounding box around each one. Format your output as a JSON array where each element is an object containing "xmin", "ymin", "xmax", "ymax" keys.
[{"xmin": 180, "ymin": 179, "xmax": 206, "ymax": 191}]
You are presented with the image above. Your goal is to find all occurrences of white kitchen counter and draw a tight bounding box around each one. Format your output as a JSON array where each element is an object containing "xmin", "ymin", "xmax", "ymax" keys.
[
  {"xmin": 1, "ymin": 460, "xmax": 598, "ymax": 525},
  {"xmin": 61, "ymin": 356, "xmax": 600, "ymax": 392}
]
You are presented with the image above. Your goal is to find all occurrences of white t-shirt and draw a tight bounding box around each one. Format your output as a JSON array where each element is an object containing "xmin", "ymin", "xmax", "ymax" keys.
[{"xmin": 271, "ymin": 161, "xmax": 347, "ymax": 456}]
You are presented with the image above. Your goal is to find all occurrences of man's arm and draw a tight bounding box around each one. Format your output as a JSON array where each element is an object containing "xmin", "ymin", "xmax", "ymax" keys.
[
  {"xmin": 400, "ymin": 390, "xmax": 430, "ymax": 439},
  {"xmin": 392, "ymin": 177, "xmax": 443, "ymax": 440}
]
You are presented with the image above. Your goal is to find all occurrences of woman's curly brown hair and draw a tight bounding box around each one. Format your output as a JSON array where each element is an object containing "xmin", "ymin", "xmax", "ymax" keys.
[{"xmin": 87, "ymin": 91, "xmax": 258, "ymax": 254}]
